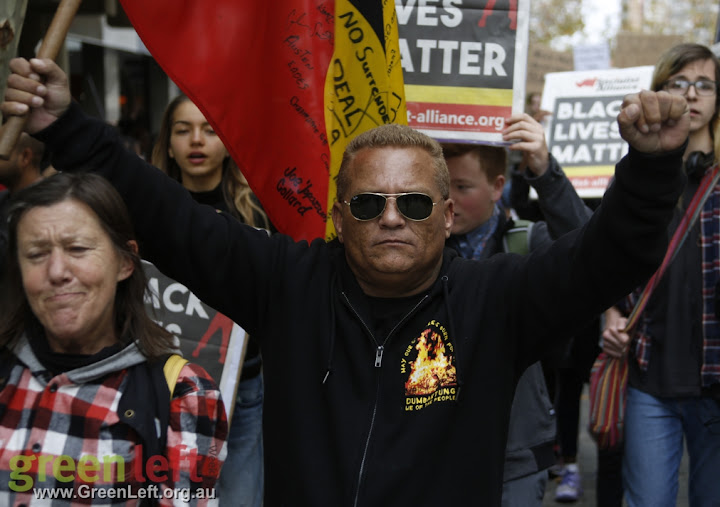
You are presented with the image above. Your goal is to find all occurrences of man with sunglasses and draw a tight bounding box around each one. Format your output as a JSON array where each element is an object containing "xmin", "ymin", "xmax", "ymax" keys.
[{"xmin": 3, "ymin": 57, "xmax": 689, "ymax": 507}]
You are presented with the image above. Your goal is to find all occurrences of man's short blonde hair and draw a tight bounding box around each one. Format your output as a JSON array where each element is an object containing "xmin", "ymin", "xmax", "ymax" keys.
[{"xmin": 336, "ymin": 124, "xmax": 449, "ymax": 201}]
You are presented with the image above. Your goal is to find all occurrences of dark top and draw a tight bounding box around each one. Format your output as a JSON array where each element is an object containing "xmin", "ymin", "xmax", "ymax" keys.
[
  {"xmin": 629, "ymin": 158, "xmax": 720, "ymax": 398},
  {"xmin": 26, "ymin": 318, "xmax": 125, "ymax": 376}
]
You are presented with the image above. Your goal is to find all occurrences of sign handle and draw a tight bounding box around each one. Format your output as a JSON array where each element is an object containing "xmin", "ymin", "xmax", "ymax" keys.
[{"xmin": 0, "ymin": 0, "xmax": 83, "ymax": 160}]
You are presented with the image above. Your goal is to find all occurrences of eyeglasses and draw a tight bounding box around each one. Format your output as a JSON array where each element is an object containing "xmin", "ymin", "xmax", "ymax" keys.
[
  {"xmin": 663, "ymin": 78, "xmax": 717, "ymax": 96},
  {"xmin": 343, "ymin": 192, "xmax": 439, "ymax": 221}
]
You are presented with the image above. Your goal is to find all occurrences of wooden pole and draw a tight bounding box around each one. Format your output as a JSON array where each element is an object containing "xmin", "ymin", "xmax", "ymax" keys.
[
  {"xmin": 0, "ymin": 0, "xmax": 31, "ymax": 127},
  {"xmin": 0, "ymin": 0, "xmax": 83, "ymax": 160}
]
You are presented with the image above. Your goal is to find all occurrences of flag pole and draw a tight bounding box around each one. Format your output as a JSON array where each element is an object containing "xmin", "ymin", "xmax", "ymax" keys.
[{"xmin": 0, "ymin": 0, "xmax": 83, "ymax": 160}]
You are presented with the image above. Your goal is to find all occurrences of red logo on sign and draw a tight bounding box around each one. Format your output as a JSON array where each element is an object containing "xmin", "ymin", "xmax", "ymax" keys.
[{"xmin": 576, "ymin": 78, "xmax": 597, "ymax": 88}]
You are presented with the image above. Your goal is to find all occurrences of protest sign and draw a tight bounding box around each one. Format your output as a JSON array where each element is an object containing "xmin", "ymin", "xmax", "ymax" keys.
[
  {"xmin": 397, "ymin": 0, "xmax": 529, "ymax": 144},
  {"xmin": 143, "ymin": 261, "xmax": 247, "ymax": 421},
  {"xmin": 573, "ymin": 42, "xmax": 611, "ymax": 71},
  {"xmin": 542, "ymin": 66, "xmax": 654, "ymax": 197}
]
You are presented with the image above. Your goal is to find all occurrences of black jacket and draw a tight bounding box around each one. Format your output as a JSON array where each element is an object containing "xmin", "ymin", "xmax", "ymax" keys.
[{"xmin": 38, "ymin": 102, "xmax": 685, "ymax": 506}]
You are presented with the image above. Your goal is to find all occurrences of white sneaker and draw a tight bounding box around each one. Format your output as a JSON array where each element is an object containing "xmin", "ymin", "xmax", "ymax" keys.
[{"xmin": 555, "ymin": 463, "xmax": 582, "ymax": 502}]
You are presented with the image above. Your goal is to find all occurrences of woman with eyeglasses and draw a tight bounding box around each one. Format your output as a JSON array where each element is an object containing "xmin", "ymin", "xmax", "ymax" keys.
[{"xmin": 601, "ymin": 43, "xmax": 720, "ymax": 507}]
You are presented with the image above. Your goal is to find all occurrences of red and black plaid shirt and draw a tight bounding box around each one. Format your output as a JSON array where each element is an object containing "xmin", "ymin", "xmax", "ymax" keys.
[{"xmin": 0, "ymin": 340, "xmax": 227, "ymax": 506}]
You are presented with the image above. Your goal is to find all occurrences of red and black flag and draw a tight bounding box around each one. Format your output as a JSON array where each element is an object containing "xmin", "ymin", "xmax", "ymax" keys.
[{"xmin": 119, "ymin": 0, "xmax": 406, "ymax": 241}]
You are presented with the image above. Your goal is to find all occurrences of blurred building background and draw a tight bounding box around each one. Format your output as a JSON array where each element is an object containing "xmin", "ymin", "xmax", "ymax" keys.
[
  {"xmin": 622, "ymin": 0, "xmax": 718, "ymax": 44},
  {"xmin": 4, "ymin": 0, "xmax": 177, "ymax": 159}
]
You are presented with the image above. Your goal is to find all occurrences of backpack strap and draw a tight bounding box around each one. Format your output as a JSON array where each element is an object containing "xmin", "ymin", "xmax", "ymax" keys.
[
  {"xmin": 163, "ymin": 354, "xmax": 189, "ymax": 396},
  {"xmin": 502, "ymin": 219, "xmax": 535, "ymax": 255},
  {"xmin": 118, "ymin": 353, "xmax": 189, "ymax": 501},
  {"xmin": 119, "ymin": 361, "xmax": 167, "ymax": 453},
  {"xmin": 118, "ymin": 354, "xmax": 188, "ymax": 461}
]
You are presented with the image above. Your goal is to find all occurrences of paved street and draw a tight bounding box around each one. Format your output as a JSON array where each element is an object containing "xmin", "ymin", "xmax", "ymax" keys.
[{"xmin": 542, "ymin": 386, "xmax": 689, "ymax": 507}]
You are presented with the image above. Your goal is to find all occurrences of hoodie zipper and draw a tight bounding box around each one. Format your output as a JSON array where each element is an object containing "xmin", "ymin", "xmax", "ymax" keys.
[
  {"xmin": 341, "ymin": 292, "xmax": 428, "ymax": 507},
  {"xmin": 374, "ymin": 346, "xmax": 384, "ymax": 367}
]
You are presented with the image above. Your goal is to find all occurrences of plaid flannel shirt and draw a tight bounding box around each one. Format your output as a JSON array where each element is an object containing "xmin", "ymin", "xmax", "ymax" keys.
[
  {"xmin": 0, "ymin": 338, "xmax": 227, "ymax": 506},
  {"xmin": 626, "ymin": 181, "xmax": 720, "ymax": 388}
]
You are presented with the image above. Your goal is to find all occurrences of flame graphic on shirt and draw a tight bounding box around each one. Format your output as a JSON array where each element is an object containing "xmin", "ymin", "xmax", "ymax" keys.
[{"xmin": 405, "ymin": 328, "xmax": 457, "ymax": 395}]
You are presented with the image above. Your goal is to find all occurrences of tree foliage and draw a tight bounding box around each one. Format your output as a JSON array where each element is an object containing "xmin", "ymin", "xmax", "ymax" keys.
[
  {"xmin": 628, "ymin": 0, "xmax": 718, "ymax": 46},
  {"xmin": 528, "ymin": 0, "xmax": 585, "ymax": 47},
  {"xmin": 528, "ymin": 0, "xmax": 720, "ymax": 50}
]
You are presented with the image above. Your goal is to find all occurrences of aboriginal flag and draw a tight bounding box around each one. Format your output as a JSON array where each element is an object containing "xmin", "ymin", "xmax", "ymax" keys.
[{"xmin": 119, "ymin": 0, "xmax": 406, "ymax": 241}]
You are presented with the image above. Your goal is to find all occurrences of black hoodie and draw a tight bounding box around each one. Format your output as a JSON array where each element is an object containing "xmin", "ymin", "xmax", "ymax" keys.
[{"xmin": 38, "ymin": 103, "xmax": 685, "ymax": 506}]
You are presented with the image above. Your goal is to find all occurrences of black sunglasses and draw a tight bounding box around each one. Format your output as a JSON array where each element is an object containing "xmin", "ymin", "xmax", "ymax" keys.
[{"xmin": 344, "ymin": 192, "xmax": 439, "ymax": 221}]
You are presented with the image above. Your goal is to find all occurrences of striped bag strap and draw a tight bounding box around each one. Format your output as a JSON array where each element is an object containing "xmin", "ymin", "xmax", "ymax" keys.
[{"xmin": 624, "ymin": 164, "xmax": 720, "ymax": 332}]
